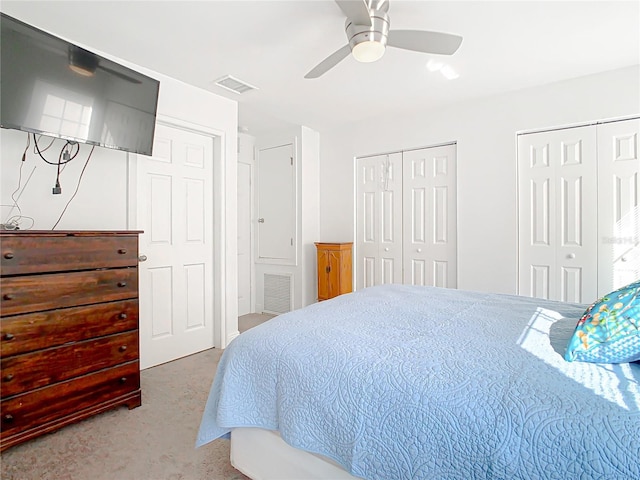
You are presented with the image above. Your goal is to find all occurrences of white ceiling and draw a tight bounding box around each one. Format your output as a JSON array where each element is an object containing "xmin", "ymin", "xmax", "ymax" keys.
[{"xmin": 2, "ymin": 1, "xmax": 639, "ymax": 136}]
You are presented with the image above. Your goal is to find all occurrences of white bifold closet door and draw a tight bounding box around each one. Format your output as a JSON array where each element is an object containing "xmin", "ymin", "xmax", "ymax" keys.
[
  {"xmin": 518, "ymin": 117, "xmax": 639, "ymax": 302},
  {"xmin": 597, "ymin": 118, "xmax": 640, "ymax": 292},
  {"xmin": 518, "ymin": 125, "xmax": 598, "ymax": 303},
  {"xmin": 356, "ymin": 152, "xmax": 403, "ymax": 288},
  {"xmin": 402, "ymin": 145, "xmax": 457, "ymax": 287},
  {"xmin": 356, "ymin": 144, "xmax": 457, "ymax": 290}
]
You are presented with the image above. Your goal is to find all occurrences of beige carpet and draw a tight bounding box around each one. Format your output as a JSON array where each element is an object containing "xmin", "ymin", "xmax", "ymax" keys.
[
  {"xmin": 1, "ymin": 314, "xmax": 275, "ymax": 480},
  {"xmin": 238, "ymin": 313, "xmax": 275, "ymax": 333}
]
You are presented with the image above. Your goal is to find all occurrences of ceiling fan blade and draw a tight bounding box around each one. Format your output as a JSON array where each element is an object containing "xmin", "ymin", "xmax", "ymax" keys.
[
  {"xmin": 387, "ymin": 30, "xmax": 463, "ymax": 55},
  {"xmin": 335, "ymin": 0, "xmax": 372, "ymax": 26},
  {"xmin": 304, "ymin": 44, "xmax": 352, "ymax": 79}
]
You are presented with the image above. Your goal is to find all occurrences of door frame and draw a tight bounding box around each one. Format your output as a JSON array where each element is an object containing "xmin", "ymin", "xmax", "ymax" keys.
[
  {"xmin": 127, "ymin": 114, "xmax": 236, "ymax": 358},
  {"xmin": 237, "ymin": 157, "xmax": 255, "ymax": 315}
]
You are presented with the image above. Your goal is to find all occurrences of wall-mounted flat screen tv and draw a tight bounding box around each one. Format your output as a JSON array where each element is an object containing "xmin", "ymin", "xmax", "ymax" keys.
[{"xmin": 1, "ymin": 13, "xmax": 160, "ymax": 156}]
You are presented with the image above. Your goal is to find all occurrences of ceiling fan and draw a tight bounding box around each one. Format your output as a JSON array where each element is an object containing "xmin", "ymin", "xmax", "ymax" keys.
[{"xmin": 305, "ymin": 0, "xmax": 462, "ymax": 79}]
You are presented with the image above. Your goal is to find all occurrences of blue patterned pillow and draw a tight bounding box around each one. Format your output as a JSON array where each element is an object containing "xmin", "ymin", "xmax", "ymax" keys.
[{"xmin": 565, "ymin": 280, "xmax": 640, "ymax": 363}]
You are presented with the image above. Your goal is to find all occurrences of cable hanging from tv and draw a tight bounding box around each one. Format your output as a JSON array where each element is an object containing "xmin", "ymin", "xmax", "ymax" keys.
[{"xmin": 32, "ymin": 133, "xmax": 81, "ymax": 195}]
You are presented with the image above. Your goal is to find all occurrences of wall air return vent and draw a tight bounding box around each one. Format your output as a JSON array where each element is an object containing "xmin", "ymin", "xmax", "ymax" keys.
[
  {"xmin": 263, "ymin": 273, "xmax": 292, "ymax": 315},
  {"xmin": 213, "ymin": 75, "xmax": 258, "ymax": 94}
]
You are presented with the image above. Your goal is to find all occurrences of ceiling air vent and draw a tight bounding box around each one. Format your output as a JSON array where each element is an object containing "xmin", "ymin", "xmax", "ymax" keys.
[{"xmin": 214, "ymin": 75, "xmax": 258, "ymax": 94}]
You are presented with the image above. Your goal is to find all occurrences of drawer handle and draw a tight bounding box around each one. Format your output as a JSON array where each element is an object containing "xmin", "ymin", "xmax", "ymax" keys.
[
  {"xmin": 3, "ymin": 333, "xmax": 15, "ymax": 341},
  {"xmin": 119, "ymin": 377, "xmax": 127, "ymax": 384},
  {"xmin": 3, "ymin": 414, "xmax": 14, "ymax": 424},
  {"xmin": 118, "ymin": 313, "xmax": 128, "ymax": 320},
  {"xmin": 3, "ymin": 294, "xmax": 14, "ymax": 301},
  {"xmin": 3, "ymin": 252, "xmax": 14, "ymax": 260},
  {"xmin": 117, "ymin": 281, "xmax": 127, "ymax": 288},
  {"xmin": 119, "ymin": 345, "xmax": 128, "ymax": 352},
  {"xmin": 118, "ymin": 248, "xmax": 128, "ymax": 255},
  {"xmin": 3, "ymin": 373, "xmax": 14, "ymax": 382}
]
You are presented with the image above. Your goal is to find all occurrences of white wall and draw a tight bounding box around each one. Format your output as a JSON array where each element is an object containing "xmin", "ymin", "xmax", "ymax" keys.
[
  {"xmin": 1, "ymin": 129, "xmax": 128, "ymax": 230},
  {"xmin": 319, "ymin": 65, "xmax": 640, "ymax": 295},
  {"xmin": 301, "ymin": 126, "xmax": 320, "ymax": 306},
  {"xmin": 0, "ymin": 37, "xmax": 239, "ymax": 348}
]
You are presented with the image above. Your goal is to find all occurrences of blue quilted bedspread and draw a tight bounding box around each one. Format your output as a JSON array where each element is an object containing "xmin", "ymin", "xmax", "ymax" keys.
[{"xmin": 196, "ymin": 285, "xmax": 640, "ymax": 479}]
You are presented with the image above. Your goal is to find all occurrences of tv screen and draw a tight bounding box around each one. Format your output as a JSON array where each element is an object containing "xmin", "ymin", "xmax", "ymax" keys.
[{"xmin": 1, "ymin": 13, "xmax": 159, "ymax": 156}]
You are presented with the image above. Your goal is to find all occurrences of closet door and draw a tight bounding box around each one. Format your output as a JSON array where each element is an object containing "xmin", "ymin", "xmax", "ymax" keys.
[
  {"xmin": 256, "ymin": 143, "xmax": 296, "ymax": 264},
  {"xmin": 355, "ymin": 153, "xmax": 403, "ymax": 289},
  {"xmin": 402, "ymin": 145, "xmax": 457, "ymax": 288},
  {"xmin": 518, "ymin": 126, "xmax": 598, "ymax": 302},
  {"xmin": 597, "ymin": 118, "xmax": 640, "ymax": 295}
]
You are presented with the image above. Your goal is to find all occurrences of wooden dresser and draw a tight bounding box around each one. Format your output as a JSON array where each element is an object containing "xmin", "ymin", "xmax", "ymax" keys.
[
  {"xmin": 0, "ymin": 230, "xmax": 142, "ymax": 451},
  {"xmin": 315, "ymin": 242, "xmax": 353, "ymax": 301}
]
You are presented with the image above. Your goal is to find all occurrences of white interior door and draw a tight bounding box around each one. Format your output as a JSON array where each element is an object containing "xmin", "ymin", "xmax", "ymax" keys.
[
  {"xmin": 597, "ymin": 118, "xmax": 640, "ymax": 295},
  {"xmin": 356, "ymin": 153, "xmax": 403, "ymax": 289},
  {"xmin": 402, "ymin": 145, "xmax": 457, "ymax": 288},
  {"xmin": 518, "ymin": 125, "xmax": 597, "ymax": 302},
  {"xmin": 136, "ymin": 123, "xmax": 214, "ymax": 369},
  {"xmin": 256, "ymin": 144, "xmax": 295, "ymax": 263},
  {"xmin": 237, "ymin": 161, "xmax": 252, "ymax": 316}
]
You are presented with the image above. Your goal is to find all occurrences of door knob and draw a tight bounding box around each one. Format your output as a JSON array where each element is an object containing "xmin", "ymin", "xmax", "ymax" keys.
[
  {"xmin": 138, "ymin": 255, "xmax": 148, "ymax": 262},
  {"xmin": 257, "ymin": 218, "xmax": 265, "ymax": 223},
  {"xmin": 384, "ymin": 247, "xmax": 389, "ymax": 252},
  {"xmin": 567, "ymin": 253, "xmax": 576, "ymax": 259},
  {"xmin": 417, "ymin": 248, "xmax": 422, "ymax": 253}
]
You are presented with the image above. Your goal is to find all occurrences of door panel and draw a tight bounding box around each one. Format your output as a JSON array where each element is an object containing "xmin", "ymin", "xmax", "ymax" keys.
[
  {"xmin": 257, "ymin": 144, "xmax": 295, "ymax": 262},
  {"xmin": 597, "ymin": 118, "xmax": 640, "ymax": 295},
  {"xmin": 317, "ymin": 249, "xmax": 329, "ymax": 300},
  {"xmin": 518, "ymin": 126, "xmax": 597, "ymax": 302},
  {"xmin": 328, "ymin": 251, "xmax": 342, "ymax": 298},
  {"xmin": 356, "ymin": 153, "xmax": 402, "ymax": 289},
  {"xmin": 137, "ymin": 123, "xmax": 214, "ymax": 369},
  {"xmin": 402, "ymin": 145, "xmax": 457, "ymax": 288}
]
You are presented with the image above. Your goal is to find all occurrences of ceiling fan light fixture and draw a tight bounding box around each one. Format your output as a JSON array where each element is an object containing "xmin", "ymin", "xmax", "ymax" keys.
[
  {"xmin": 352, "ymin": 40, "xmax": 386, "ymax": 63},
  {"xmin": 346, "ymin": 8, "xmax": 389, "ymax": 63}
]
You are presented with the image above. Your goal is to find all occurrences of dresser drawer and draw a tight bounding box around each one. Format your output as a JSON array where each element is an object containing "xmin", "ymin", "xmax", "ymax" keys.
[
  {"xmin": 0, "ymin": 361, "xmax": 140, "ymax": 438},
  {"xmin": 0, "ymin": 234, "xmax": 138, "ymax": 276},
  {"xmin": 0, "ymin": 300, "xmax": 138, "ymax": 357},
  {"xmin": 1, "ymin": 268, "xmax": 138, "ymax": 316},
  {"xmin": 1, "ymin": 331, "xmax": 139, "ymax": 397}
]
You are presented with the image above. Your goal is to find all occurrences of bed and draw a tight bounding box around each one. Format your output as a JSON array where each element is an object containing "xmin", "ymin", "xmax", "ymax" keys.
[{"xmin": 196, "ymin": 284, "xmax": 640, "ymax": 479}]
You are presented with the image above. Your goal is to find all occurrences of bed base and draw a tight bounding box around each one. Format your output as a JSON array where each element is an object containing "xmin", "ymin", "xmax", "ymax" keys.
[{"xmin": 230, "ymin": 428, "xmax": 362, "ymax": 480}]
